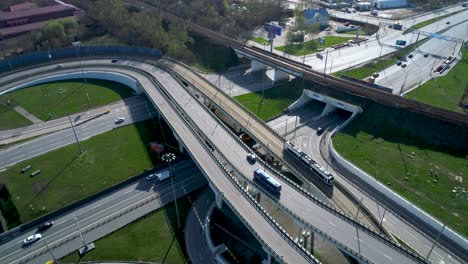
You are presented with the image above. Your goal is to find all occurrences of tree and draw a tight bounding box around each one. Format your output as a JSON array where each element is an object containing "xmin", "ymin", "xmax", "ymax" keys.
[
  {"xmin": 306, "ymin": 22, "xmax": 320, "ymax": 41},
  {"xmin": 41, "ymin": 21, "xmax": 67, "ymax": 48}
]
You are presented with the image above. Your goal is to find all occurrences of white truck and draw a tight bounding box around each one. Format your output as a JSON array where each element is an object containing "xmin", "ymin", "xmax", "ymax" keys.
[{"xmin": 146, "ymin": 170, "xmax": 171, "ymax": 182}]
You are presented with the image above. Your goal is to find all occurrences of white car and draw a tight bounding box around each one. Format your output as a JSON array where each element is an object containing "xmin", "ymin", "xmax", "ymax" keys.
[
  {"xmin": 444, "ymin": 55, "xmax": 455, "ymax": 64},
  {"xmin": 146, "ymin": 173, "xmax": 157, "ymax": 181},
  {"xmin": 23, "ymin": 234, "xmax": 41, "ymax": 246},
  {"xmin": 114, "ymin": 117, "xmax": 125, "ymax": 124}
]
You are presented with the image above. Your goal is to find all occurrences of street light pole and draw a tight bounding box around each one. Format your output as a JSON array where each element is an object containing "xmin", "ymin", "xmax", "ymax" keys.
[
  {"xmin": 73, "ymin": 216, "xmax": 87, "ymax": 248},
  {"xmin": 68, "ymin": 114, "xmax": 82, "ymax": 154},
  {"xmin": 162, "ymin": 153, "xmax": 180, "ymax": 228},
  {"xmin": 43, "ymin": 240, "xmax": 58, "ymax": 264}
]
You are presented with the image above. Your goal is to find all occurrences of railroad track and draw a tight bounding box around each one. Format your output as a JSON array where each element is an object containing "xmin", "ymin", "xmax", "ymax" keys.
[{"xmin": 145, "ymin": 5, "xmax": 468, "ymax": 125}]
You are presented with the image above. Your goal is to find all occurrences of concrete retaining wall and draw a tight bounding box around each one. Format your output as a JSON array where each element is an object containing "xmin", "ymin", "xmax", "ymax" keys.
[
  {"xmin": 328, "ymin": 126, "xmax": 468, "ymax": 261},
  {"xmin": 0, "ymin": 71, "xmax": 141, "ymax": 96}
]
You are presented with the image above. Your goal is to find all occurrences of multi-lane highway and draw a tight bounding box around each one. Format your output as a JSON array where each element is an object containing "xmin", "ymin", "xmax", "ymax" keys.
[
  {"xmin": 0, "ymin": 96, "xmax": 158, "ymax": 169},
  {"xmin": 0, "ymin": 59, "xmax": 428, "ymax": 263},
  {"xmin": 0, "ymin": 160, "xmax": 207, "ymax": 264}
]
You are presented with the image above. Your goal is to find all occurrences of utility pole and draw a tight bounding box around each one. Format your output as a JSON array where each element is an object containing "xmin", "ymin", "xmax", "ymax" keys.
[
  {"xmin": 68, "ymin": 114, "xmax": 82, "ymax": 154},
  {"xmin": 43, "ymin": 240, "xmax": 58, "ymax": 264},
  {"xmin": 323, "ymin": 50, "xmax": 329, "ymax": 76},
  {"xmin": 162, "ymin": 153, "xmax": 180, "ymax": 228}
]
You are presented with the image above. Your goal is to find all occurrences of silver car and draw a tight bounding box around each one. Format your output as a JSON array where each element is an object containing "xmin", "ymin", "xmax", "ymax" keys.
[{"xmin": 23, "ymin": 234, "xmax": 41, "ymax": 246}]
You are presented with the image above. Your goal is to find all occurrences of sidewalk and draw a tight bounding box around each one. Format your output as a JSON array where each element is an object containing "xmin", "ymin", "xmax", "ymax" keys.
[{"xmin": 13, "ymin": 106, "xmax": 42, "ymax": 124}]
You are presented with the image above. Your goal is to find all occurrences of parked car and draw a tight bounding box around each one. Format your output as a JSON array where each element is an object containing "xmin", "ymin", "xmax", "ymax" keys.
[
  {"xmin": 247, "ymin": 153, "xmax": 257, "ymax": 163},
  {"xmin": 396, "ymin": 61, "xmax": 402, "ymax": 66},
  {"xmin": 114, "ymin": 117, "xmax": 125, "ymax": 124},
  {"xmin": 23, "ymin": 234, "xmax": 41, "ymax": 246},
  {"xmin": 37, "ymin": 221, "xmax": 54, "ymax": 231}
]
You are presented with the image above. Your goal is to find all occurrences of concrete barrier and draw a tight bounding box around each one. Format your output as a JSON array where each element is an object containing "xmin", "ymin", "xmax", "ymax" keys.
[{"xmin": 328, "ymin": 123, "xmax": 468, "ymax": 262}]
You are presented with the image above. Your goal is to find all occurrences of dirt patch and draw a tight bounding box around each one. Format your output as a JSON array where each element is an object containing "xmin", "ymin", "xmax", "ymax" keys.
[{"xmin": 31, "ymin": 178, "xmax": 49, "ymax": 194}]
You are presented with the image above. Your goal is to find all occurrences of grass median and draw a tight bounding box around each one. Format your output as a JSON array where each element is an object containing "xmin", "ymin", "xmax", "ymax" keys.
[
  {"xmin": 333, "ymin": 103, "xmax": 468, "ymax": 236},
  {"xmin": 0, "ymin": 119, "xmax": 180, "ymax": 227},
  {"xmin": 234, "ymin": 79, "xmax": 302, "ymax": 121},
  {"xmin": 0, "ymin": 103, "xmax": 32, "ymax": 130},
  {"xmin": 276, "ymin": 36, "xmax": 352, "ymax": 56},
  {"xmin": 251, "ymin": 37, "xmax": 270, "ymax": 45},
  {"xmin": 405, "ymin": 48, "xmax": 467, "ymax": 113},
  {"xmin": 3, "ymin": 79, "xmax": 135, "ymax": 121},
  {"xmin": 60, "ymin": 187, "xmax": 206, "ymax": 263}
]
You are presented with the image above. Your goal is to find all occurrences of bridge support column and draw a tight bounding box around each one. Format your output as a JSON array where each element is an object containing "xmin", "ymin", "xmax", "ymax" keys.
[
  {"xmin": 273, "ymin": 69, "xmax": 290, "ymax": 82},
  {"xmin": 172, "ymin": 132, "xmax": 184, "ymax": 153},
  {"xmin": 262, "ymin": 246, "xmax": 272, "ymax": 264},
  {"xmin": 251, "ymin": 60, "xmax": 268, "ymax": 72},
  {"xmin": 310, "ymin": 231, "xmax": 315, "ymax": 254},
  {"xmin": 210, "ymin": 184, "xmax": 223, "ymax": 209},
  {"xmin": 302, "ymin": 230, "xmax": 311, "ymax": 250},
  {"xmin": 319, "ymin": 103, "xmax": 337, "ymax": 118}
]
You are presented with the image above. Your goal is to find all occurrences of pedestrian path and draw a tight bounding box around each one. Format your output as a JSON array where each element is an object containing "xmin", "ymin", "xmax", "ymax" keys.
[{"xmin": 13, "ymin": 106, "xmax": 42, "ymax": 124}]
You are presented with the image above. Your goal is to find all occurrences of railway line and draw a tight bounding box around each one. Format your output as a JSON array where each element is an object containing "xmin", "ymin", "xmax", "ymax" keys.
[{"xmin": 152, "ymin": 6, "xmax": 468, "ymax": 125}]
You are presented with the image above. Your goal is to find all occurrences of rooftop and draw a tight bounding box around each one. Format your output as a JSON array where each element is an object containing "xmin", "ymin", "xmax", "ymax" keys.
[{"xmin": 0, "ymin": 4, "xmax": 77, "ymax": 21}]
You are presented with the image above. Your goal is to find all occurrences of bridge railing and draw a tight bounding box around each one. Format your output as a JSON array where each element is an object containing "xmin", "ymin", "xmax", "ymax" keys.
[
  {"xmin": 150, "ymin": 73, "xmax": 319, "ymax": 264},
  {"xmin": 146, "ymin": 61, "xmax": 430, "ymax": 263}
]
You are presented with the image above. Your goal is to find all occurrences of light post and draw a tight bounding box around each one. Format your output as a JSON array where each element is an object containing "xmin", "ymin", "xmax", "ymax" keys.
[
  {"xmin": 68, "ymin": 114, "xmax": 82, "ymax": 154},
  {"xmin": 162, "ymin": 153, "xmax": 180, "ymax": 228},
  {"xmin": 426, "ymin": 187, "xmax": 466, "ymax": 260},
  {"xmin": 73, "ymin": 216, "xmax": 95, "ymax": 255},
  {"xmin": 43, "ymin": 240, "xmax": 57, "ymax": 264}
]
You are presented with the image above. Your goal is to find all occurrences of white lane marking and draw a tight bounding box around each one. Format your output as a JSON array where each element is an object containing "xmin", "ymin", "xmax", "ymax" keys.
[
  {"xmin": 384, "ymin": 254, "xmax": 392, "ymax": 260},
  {"xmin": 124, "ymin": 189, "xmax": 133, "ymax": 194},
  {"xmin": 402, "ymin": 228, "xmax": 419, "ymax": 240},
  {"xmin": 328, "ymin": 221, "xmax": 336, "ymax": 227},
  {"xmin": 91, "ymin": 203, "xmax": 102, "ymax": 209}
]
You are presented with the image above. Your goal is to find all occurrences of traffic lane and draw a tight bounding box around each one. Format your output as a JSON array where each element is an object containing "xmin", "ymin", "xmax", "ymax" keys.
[
  {"xmin": 160, "ymin": 67, "xmax": 416, "ymax": 263},
  {"xmin": 8, "ymin": 176, "xmax": 208, "ymax": 264},
  {"xmin": 268, "ymin": 105, "xmax": 323, "ymax": 130},
  {"xmin": 185, "ymin": 190, "xmax": 216, "ymax": 264},
  {"xmin": 0, "ymin": 100, "xmax": 157, "ymax": 168},
  {"xmin": 0, "ymin": 161, "xmax": 201, "ymax": 258}
]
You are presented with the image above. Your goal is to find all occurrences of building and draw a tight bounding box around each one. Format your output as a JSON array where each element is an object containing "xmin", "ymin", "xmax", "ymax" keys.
[
  {"xmin": 372, "ymin": 0, "xmax": 407, "ymax": 9},
  {"xmin": 0, "ymin": 2, "xmax": 79, "ymax": 39},
  {"xmin": 355, "ymin": 2, "xmax": 373, "ymax": 11},
  {"xmin": 304, "ymin": 8, "xmax": 329, "ymax": 28}
]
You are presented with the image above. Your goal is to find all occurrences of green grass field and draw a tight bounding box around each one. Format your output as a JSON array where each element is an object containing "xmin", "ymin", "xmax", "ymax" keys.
[
  {"xmin": 410, "ymin": 11, "xmax": 460, "ymax": 30},
  {"xmin": 234, "ymin": 80, "xmax": 302, "ymax": 121},
  {"xmin": 405, "ymin": 49, "xmax": 467, "ymax": 113},
  {"xmin": 3, "ymin": 79, "xmax": 134, "ymax": 121},
  {"xmin": 342, "ymin": 30, "xmax": 367, "ymax": 36},
  {"xmin": 0, "ymin": 104, "xmax": 32, "ymax": 130},
  {"xmin": 334, "ymin": 58, "xmax": 398, "ymax": 79},
  {"xmin": 250, "ymin": 37, "xmax": 270, "ymax": 45},
  {"xmin": 0, "ymin": 120, "xmax": 179, "ymax": 226},
  {"xmin": 60, "ymin": 188, "xmax": 206, "ymax": 263},
  {"xmin": 333, "ymin": 104, "xmax": 468, "ymax": 236},
  {"xmin": 276, "ymin": 36, "xmax": 352, "ymax": 56}
]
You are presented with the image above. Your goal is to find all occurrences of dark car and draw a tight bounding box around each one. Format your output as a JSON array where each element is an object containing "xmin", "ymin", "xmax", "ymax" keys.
[
  {"xmin": 445, "ymin": 21, "xmax": 450, "ymax": 25},
  {"xmin": 424, "ymin": 53, "xmax": 429, "ymax": 58},
  {"xmin": 401, "ymin": 63, "xmax": 407, "ymax": 68},
  {"xmin": 408, "ymin": 54, "xmax": 413, "ymax": 59},
  {"xmin": 396, "ymin": 61, "xmax": 402, "ymax": 66},
  {"xmin": 317, "ymin": 127, "xmax": 324, "ymax": 135},
  {"xmin": 37, "ymin": 221, "xmax": 54, "ymax": 231},
  {"xmin": 111, "ymin": 59, "xmax": 118, "ymax": 63}
]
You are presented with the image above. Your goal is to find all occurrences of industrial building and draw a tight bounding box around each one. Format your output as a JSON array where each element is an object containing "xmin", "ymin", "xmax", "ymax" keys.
[
  {"xmin": 0, "ymin": 2, "xmax": 78, "ymax": 39},
  {"xmin": 372, "ymin": 0, "xmax": 408, "ymax": 9}
]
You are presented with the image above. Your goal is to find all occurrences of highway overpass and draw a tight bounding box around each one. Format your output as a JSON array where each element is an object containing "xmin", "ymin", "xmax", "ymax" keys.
[{"xmin": 0, "ymin": 58, "xmax": 429, "ymax": 263}]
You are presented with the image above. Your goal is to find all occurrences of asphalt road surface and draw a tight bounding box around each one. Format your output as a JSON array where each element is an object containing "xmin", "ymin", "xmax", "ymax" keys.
[
  {"xmin": 0, "ymin": 96, "xmax": 158, "ymax": 169},
  {"xmin": 279, "ymin": 108, "xmax": 463, "ymax": 264},
  {"xmin": 0, "ymin": 160, "xmax": 207, "ymax": 264}
]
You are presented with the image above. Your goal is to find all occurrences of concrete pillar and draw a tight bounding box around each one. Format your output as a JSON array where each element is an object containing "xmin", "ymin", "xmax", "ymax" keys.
[
  {"xmin": 172, "ymin": 132, "xmax": 184, "ymax": 153},
  {"xmin": 209, "ymin": 183, "xmax": 223, "ymax": 209},
  {"xmin": 320, "ymin": 102, "xmax": 337, "ymax": 118},
  {"xmin": 273, "ymin": 69, "xmax": 290, "ymax": 82},
  {"xmin": 251, "ymin": 60, "xmax": 268, "ymax": 72},
  {"xmin": 302, "ymin": 230, "xmax": 311, "ymax": 250},
  {"xmin": 262, "ymin": 246, "xmax": 272, "ymax": 264},
  {"xmin": 310, "ymin": 232, "xmax": 315, "ymax": 254}
]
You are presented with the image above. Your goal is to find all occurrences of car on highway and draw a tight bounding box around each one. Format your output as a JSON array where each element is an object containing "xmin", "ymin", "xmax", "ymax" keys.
[
  {"xmin": 111, "ymin": 59, "xmax": 118, "ymax": 63},
  {"xmin": 114, "ymin": 117, "xmax": 125, "ymax": 124},
  {"xmin": 23, "ymin": 234, "xmax": 41, "ymax": 246},
  {"xmin": 463, "ymin": 2, "xmax": 468, "ymax": 7},
  {"xmin": 37, "ymin": 221, "xmax": 54, "ymax": 231},
  {"xmin": 444, "ymin": 55, "xmax": 455, "ymax": 64},
  {"xmin": 408, "ymin": 54, "xmax": 413, "ymax": 59},
  {"xmin": 396, "ymin": 61, "xmax": 402, "ymax": 66},
  {"xmin": 317, "ymin": 127, "xmax": 324, "ymax": 135},
  {"xmin": 55, "ymin": 64, "xmax": 63, "ymax": 69},
  {"xmin": 247, "ymin": 153, "xmax": 257, "ymax": 163},
  {"xmin": 445, "ymin": 21, "xmax": 450, "ymax": 25},
  {"xmin": 424, "ymin": 53, "xmax": 429, "ymax": 58},
  {"xmin": 401, "ymin": 63, "xmax": 407, "ymax": 68}
]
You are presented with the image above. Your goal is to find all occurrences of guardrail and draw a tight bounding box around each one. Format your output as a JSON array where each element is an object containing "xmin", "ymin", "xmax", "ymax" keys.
[
  {"xmin": 0, "ymin": 60, "xmax": 429, "ymax": 263},
  {"xmin": 16, "ymin": 176, "xmax": 207, "ymax": 264},
  {"xmin": 150, "ymin": 74, "xmax": 318, "ymax": 263},
  {"xmin": 157, "ymin": 63, "xmax": 430, "ymax": 264}
]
